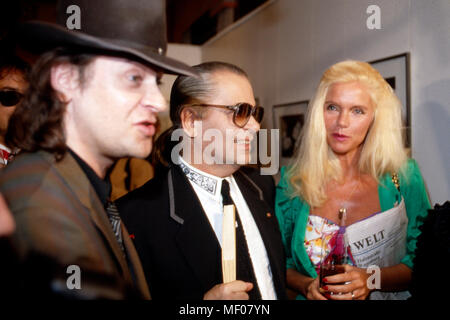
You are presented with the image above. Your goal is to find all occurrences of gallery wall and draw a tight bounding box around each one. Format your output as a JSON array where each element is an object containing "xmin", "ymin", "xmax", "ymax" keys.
[
  {"xmin": 160, "ymin": 43, "xmax": 203, "ymax": 131},
  {"xmin": 166, "ymin": 0, "xmax": 450, "ymax": 205}
]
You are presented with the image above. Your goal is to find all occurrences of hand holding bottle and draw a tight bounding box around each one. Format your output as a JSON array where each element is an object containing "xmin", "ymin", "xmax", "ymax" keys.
[{"xmin": 321, "ymin": 264, "xmax": 372, "ymax": 300}]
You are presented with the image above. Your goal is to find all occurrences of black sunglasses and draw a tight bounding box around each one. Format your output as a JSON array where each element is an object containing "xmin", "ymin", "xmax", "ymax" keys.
[
  {"xmin": 184, "ymin": 102, "xmax": 264, "ymax": 128},
  {"xmin": 0, "ymin": 90, "xmax": 23, "ymax": 107}
]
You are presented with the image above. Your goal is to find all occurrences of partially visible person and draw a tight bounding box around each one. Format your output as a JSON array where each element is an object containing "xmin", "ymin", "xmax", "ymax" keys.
[
  {"xmin": 109, "ymin": 118, "xmax": 160, "ymax": 201},
  {"xmin": 109, "ymin": 158, "xmax": 154, "ymax": 200},
  {"xmin": 276, "ymin": 60, "xmax": 430, "ymax": 300},
  {"xmin": 0, "ymin": 52, "xmax": 29, "ymax": 167},
  {"xmin": 0, "ymin": 192, "xmax": 19, "ymax": 296},
  {"xmin": 0, "ymin": 192, "xmax": 14, "ymax": 236},
  {"xmin": 0, "ymin": 45, "xmax": 28, "ymax": 297},
  {"xmin": 410, "ymin": 201, "xmax": 450, "ymax": 300},
  {"xmin": 118, "ymin": 61, "xmax": 287, "ymax": 300}
]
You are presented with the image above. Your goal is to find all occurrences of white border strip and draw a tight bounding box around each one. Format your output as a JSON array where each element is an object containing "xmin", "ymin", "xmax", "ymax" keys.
[{"xmin": 203, "ymin": 0, "xmax": 278, "ymax": 47}]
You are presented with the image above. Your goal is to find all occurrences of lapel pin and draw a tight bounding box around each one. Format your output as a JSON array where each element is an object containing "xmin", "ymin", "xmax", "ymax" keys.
[
  {"xmin": 266, "ymin": 212, "xmax": 272, "ymax": 218},
  {"xmin": 129, "ymin": 234, "xmax": 135, "ymax": 239}
]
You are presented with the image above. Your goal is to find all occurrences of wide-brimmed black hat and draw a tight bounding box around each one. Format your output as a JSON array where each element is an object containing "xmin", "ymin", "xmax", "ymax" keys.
[{"xmin": 17, "ymin": 0, "xmax": 197, "ymax": 77}]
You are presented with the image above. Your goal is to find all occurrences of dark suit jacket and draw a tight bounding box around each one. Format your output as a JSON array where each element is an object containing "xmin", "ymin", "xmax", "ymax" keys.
[
  {"xmin": 0, "ymin": 151, "xmax": 150, "ymax": 299},
  {"xmin": 117, "ymin": 164, "xmax": 287, "ymax": 300}
]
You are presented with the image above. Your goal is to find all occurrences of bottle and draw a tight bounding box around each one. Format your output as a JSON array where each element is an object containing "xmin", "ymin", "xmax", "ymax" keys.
[
  {"xmin": 320, "ymin": 231, "xmax": 346, "ymax": 285},
  {"xmin": 319, "ymin": 208, "xmax": 348, "ymax": 288}
]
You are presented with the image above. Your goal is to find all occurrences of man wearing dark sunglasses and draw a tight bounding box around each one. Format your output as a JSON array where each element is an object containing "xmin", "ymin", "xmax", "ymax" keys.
[
  {"xmin": 117, "ymin": 62, "xmax": 287, "ymax": 300},
  {"xmin": 0, "ymin": 53, "xmax": 29, "ymax": 167}
]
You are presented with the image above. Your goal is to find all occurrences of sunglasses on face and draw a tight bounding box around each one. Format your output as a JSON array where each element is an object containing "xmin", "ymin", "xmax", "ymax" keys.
[
  {"xmin": 184, "ymin": 102, "xmax": 264, "ymax": 128},
  {"xmin": 0, "ymin": 90, "xmax": 23, "ymax": 107}
]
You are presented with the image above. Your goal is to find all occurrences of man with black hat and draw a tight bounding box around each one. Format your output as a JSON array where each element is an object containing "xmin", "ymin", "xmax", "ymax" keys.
[{"xmin": 0, "ymin": 0, "xmax": 196, "ymax": 299}]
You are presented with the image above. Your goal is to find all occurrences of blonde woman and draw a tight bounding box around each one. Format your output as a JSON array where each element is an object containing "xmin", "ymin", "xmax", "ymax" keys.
[{"xmin": 275, "ymin": 60, "xmax": 430, "ymax": 300}]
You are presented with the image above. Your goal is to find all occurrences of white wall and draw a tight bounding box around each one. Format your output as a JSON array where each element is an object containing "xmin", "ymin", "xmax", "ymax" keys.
[
  {"xmin": 160, "ymin": 43, "xmax": 202, "ymax": 132},
  {"xmin": 200, "ymin": 0, "xmax": 450, "ymax": 205},
  {"xmin": 409, "ymin": 0, "xmax": 450, "ymax": 206}
]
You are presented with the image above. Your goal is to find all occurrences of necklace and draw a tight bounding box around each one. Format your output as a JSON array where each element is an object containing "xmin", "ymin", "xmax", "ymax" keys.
[{"xmin": 338, "ymin": 177, "xmax": 361, "ymax": 225}]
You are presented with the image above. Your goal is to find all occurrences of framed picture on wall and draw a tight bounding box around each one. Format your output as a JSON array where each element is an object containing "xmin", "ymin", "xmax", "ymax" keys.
[
  {"xmin": 273, "ymin": 100, "xmax": 309, "ymax": 167},
  {"xmin": 369, "ymin": 53, "xmax": 411, "ymax": 147}
]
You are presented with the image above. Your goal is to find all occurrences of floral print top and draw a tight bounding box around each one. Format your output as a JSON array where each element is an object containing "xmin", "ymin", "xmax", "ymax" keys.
[{"xmin": 304, "ymin": 215, "xmax": 356, "ymax": 274}]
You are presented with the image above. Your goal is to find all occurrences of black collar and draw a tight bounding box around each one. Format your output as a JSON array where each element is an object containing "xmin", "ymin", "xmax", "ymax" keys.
[{"xmin": 68, "ymin": 149, "xmax": 111, "ymax": 206}]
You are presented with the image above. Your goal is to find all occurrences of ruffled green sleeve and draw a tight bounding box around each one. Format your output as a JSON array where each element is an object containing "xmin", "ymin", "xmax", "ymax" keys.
[
  {"xmin": 275, "ymin": 166, "xmax": 297, "ymax": 270},
  {"xmin": 399, "ymin": 159, "xmax": 431, "ymax": 268},
  {"xmin": 275, "ymin": 167, "xmax": 316, "ymax": 300}
]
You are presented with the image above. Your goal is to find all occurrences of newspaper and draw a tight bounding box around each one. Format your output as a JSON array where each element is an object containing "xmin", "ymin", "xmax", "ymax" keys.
[{"xmin": 345, "ymin": 198, "xmax": 411, "ymax": 300}]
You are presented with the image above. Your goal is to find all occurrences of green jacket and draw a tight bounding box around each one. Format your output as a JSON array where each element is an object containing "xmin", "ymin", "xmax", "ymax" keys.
[{"xmin": 275, "ymin": 159, "xmax": 430, "ymax": 300}]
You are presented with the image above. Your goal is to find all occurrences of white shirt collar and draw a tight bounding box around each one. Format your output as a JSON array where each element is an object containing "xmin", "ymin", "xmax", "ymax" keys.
[{"xmin": 178, "ymin": 156, "xmax": 229, "ymax": 198}]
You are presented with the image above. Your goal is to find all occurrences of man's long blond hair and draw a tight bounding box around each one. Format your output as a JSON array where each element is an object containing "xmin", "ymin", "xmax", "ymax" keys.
[{"xmin": 287, "ymin": 60, "xmax": 407, "ymax": 207}]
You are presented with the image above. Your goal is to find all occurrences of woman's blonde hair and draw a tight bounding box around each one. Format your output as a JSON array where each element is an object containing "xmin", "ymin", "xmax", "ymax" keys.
[{"xmin": 287, "ymin": 60, "xmax": 407, "ymax": 207}]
